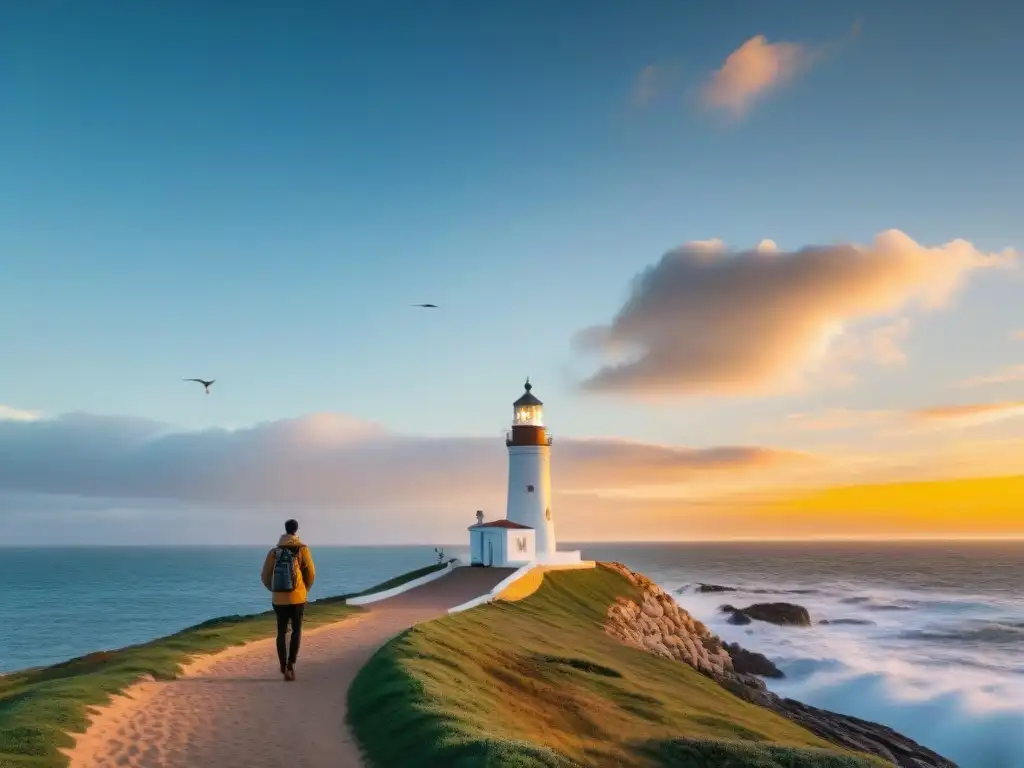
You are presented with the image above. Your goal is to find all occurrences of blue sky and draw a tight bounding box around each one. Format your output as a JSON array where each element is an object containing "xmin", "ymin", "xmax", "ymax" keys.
[{"xmin": 2, "ymin": 1, "xmax": 1022, "ymax": 459}]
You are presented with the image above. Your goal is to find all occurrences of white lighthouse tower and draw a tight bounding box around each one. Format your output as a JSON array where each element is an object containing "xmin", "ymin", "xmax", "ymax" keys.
[
  {"xmin": 505, "ymin": 378, "xmax": 556, "ymax": 556},
  {"xmin": 467, "ymin": 379, "xmax": 582, "ymax": 568}
]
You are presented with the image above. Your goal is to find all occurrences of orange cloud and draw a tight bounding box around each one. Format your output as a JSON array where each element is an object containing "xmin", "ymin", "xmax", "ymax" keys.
[
  {"xmin": 574, "ymin": 230, "xmax": 1016, "ymax": 398},
  {"xmin": 701, "ymin": 35, "xmax": 814, "ymax": 117},
  {"xmin": 1015, "ymin": 330, "xmax": 1024, "ymax": 341}
]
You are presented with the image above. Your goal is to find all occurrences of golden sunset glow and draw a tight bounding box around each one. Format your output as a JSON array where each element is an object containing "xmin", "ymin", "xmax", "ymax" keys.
[{"xmin": 557, "ymin": 474, "xmax": 1024, "ymax": 542}]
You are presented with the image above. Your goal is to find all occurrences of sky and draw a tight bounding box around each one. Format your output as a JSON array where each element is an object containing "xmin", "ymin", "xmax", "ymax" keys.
[{"xmin": 1, "ymin": 1, "xmax": 1022, "ymax": 544}]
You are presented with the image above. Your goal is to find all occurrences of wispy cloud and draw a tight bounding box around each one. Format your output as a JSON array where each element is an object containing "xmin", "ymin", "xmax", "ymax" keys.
[
  {"xmin": 0, "ymin": 404, "xmax": 42, "ymax": 422},
  {"xmin": 574, "ymin": 230, "xmax": 1016, "ymax": 398},
  {"xmin": 700, "ymin": 23, "xmax": 861, "ymax": 120},
  {"xmin": 701, "ymin": 34, "xmax": 812, "ymax": 118},
  {"xmin": 632, "ymin": 64, "xmax": 660, "ymax": 105},
  {"xmin": 786, "ymin": 398, "xmax": 1024, "ymax": 434},
  {"xmin": 955, "ymin": 364, "xmax": 1024, "ymax": 388},
  {"xmin": 911, "ymin": 401, "xmax": 1024, "ymax": 429},
  {"xmin": 785, "ymin": 408, "xmax": 897, "ymax": 432}
]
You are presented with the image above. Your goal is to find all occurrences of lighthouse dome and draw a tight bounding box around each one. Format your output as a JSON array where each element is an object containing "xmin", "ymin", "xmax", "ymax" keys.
[{"xmin": 513, "ymin": 378, "xmax": 543, "ymax": 407}]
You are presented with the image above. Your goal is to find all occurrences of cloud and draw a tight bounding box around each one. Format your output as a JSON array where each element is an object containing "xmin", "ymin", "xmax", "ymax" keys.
[
  {"xmin": 574, "ymin": 230, "xmax": 1016, "ymax": 398},
  {"xmin": 0, "ymin": 411, "xmax": 810, "ymax": 510},
  {"xmin": 956, "ymin": 364, "xmax": 1024, "ymax": 388},
  {"xmin": 808, "ymin": 318, "xmax": 911, "ymax": 388},
  {"xmin": 1014, "ymin": 330, "xmax": 1024, "ymax": 341},
  {"xmin": 827, "ymin": 318, "xmax": 911, "ymax": 368},
  {"xmin": 910, "ymin": 401, "xmax": 1024, "ymax": 429},
  {"xmin": 701, "ymin": 35, "xmax": 816, "ymax": 118},
  {"xmin": 632, "ymin": 65, "xmax": 660, "ymax": 105},
  {"xmin": 785, "ymin": 408, "xmax": 897, "ymax": 432},
  {"xmin": 3, "ymin": 409, "xmax": 1020, "ymax": 545},
  {"xmin": 0, "ymin": 404, "xmax": 42, "ymax": 422},
  {"xmin": 786, "ymin": 399, "xmax": 1024, "ymax": 435}
]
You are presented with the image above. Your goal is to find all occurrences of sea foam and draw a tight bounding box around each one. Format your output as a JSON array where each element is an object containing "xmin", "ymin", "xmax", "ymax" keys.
[{"xmin": 671, "ymin": 581, "xmax": 1024, "ymax": 768}]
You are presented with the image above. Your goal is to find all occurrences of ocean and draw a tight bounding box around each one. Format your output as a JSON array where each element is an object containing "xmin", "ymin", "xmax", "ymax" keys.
[{"xmin": 2, "ymin": 541, "xmax": 1021, "ymax": 768}]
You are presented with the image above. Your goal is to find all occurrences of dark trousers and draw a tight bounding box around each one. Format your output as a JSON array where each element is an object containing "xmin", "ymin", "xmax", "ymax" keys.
[{"xmin": 273, "ymin": 603, "xmax": 305, "ymax": 669}]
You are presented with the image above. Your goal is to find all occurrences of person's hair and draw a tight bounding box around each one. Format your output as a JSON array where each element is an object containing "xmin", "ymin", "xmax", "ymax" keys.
[{"xmin": 284, "ymin": 519, "xmax": 299, "ymax": 535}]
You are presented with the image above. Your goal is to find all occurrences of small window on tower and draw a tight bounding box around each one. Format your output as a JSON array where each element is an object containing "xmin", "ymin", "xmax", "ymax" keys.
[{"xmin": 526, "ymin": 484, "xmax": 535, "ymax": 493}]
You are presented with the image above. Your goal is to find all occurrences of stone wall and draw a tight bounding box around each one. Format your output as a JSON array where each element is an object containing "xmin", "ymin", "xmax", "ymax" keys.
[{"xmin": 603, "ymin": 562, "xmax": 735, "ymax": 678}]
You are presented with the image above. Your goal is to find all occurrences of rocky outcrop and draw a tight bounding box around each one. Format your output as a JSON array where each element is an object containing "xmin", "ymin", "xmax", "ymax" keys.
[
  {"xmin": 600, "ymin": 562, "xmax": 957, "ymax": 768},
  {"xmin": 772, "ymin": 698, "xmax": 957, "ymax": 768},
  {"xmin": 721, "ymin": 602, "xmax": 812, "ymax": 627},
  {"xmin": 722, "ymin": 642, "xmax": 784, "ymax": 678},
  {"xmin": 603, "ymin": 563, "xmax": 739, "ymax": 681}
]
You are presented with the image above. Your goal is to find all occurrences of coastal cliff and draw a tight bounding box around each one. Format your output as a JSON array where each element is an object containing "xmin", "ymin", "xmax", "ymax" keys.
[
  {"xmin": 601, "ymin": 562, "xmax": 957, "ymax": 768},
  {"xmin": 349, "ymin": 561, "xmax": 959, "ymax": 767}
]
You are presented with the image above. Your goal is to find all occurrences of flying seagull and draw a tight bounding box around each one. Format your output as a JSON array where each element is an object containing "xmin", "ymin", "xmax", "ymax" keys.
[
  {"xmin": 183, "ymin": 378, "xmax": 216, "ymax": 394},
  {"xmin": 411, "ymin": 303, "xmax": 439, "ymax": 308}
]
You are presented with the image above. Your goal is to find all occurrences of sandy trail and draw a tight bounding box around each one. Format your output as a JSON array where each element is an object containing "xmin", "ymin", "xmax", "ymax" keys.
[{"xmin": 65, "ymin": 566, "xmax": 514, "ymax": 768}]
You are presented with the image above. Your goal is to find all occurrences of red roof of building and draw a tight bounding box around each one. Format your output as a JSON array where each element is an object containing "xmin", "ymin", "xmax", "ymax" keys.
[{"xmin": 468, "ymin": 519, "xmax": 534, "ymax": 530}]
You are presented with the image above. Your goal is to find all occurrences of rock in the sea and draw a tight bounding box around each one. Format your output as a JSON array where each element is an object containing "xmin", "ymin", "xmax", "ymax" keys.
[
  {"xmin": 820, "ymin": 618, "xmax": 875, "ymax": 626},
  {"xmin": 697, "ymin": 583, "xmax": 737, "ymax": 593},
  {"xmin": 737, "ymin": 602, "xmax": 811, "ymax": 626},
  {"xmin": 726, "ymin": 611, "xmax": 752, "ymax": 625},
  {"xmin": 723, "ymin": 642, "xmax": 784, "ymax": 678}
]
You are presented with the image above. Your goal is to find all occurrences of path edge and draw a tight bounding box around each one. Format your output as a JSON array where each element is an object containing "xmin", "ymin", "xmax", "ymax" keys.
[{"xmin": 347, "ymin": 559, "xmax": 460, "ymax": 606}]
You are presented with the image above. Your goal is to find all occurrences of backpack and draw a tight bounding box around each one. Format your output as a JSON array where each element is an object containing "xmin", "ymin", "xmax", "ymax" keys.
[{"xmin": 270, "ymin": 547, "xmax": 300, "ymax": 592}]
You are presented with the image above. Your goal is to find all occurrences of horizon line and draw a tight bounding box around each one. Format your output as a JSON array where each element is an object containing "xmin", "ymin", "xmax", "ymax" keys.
[{"xmin": 2, "ymin": 536, "xmax": 1022, "ymax": 549}]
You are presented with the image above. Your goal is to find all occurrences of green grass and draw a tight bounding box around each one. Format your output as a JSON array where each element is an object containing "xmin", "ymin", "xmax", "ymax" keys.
[
  {"xmin": 0, "ymin": 561, "xmax": 445, "ymax": 768},
  {"xmin": 348, "ymin": 564, "xmax": 892, "ymax": 768}
]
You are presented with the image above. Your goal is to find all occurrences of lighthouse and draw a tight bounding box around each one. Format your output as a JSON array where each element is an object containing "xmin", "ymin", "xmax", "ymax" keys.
[
  {"xmin": 467, "ymin": 379, "xmax": 582, "ymax": 568},
  {"xmin": 505, "ymin": 378, "xmax": 556, "ymax": 556}
]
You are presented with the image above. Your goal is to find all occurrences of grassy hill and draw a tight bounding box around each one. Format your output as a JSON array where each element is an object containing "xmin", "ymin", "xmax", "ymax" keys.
[
  {"xmin": 348, "ymin": 564, "xmax": 890, "ymax": 768},
  {"xmin": 0, "ymin": 563, "xmax": 446, "ymax": 768}
]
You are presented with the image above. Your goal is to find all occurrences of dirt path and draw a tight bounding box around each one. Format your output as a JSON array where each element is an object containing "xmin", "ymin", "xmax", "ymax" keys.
[{"xmin": 65, "ymin": 566, "xmax": 514, "ymax": 768}]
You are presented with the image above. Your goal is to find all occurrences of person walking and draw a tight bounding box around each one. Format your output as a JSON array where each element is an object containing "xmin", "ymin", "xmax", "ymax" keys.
[{"xmin": 261, "ymin": 519, "xmax": 316, "ymax": 681}]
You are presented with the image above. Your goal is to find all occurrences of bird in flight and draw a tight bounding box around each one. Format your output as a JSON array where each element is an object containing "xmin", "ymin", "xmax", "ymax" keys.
[
  {"xmin": 411, "ymin": 303, "xmax": 439, "ymax": 308},
  {"xmin": 183, "ymin": 378, "xmax": 216, "ymax": 394}
]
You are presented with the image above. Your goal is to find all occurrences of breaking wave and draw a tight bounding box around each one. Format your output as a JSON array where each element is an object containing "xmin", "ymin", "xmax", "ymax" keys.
[{"xmin": 670, "ymin": 580, "xmax": 1024, "ymax": 768}]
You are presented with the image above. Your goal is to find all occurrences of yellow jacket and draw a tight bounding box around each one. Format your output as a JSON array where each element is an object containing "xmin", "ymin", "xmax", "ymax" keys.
[{"xmin": 261, "ymin": 534, "xmax": 316, "ymax": 605}]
